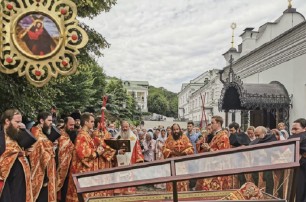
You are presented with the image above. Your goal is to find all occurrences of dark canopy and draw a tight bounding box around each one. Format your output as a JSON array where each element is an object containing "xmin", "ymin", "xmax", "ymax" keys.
[{"xmin": 219, "ymin": 79, "xmax": 290, "ymax": 111}]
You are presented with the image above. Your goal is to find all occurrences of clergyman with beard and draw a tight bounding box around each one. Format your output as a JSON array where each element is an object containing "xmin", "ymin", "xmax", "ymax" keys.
[
  {"xmin": 29, "ymin": 112, "xmax": 57, "ymax": 202},
  {"xmin": 56, "ymin": 117, "xmax": 76, "ymax": 202},
  {"xmin": 113, "ymin": 120, "xmax": 144, "ymax": 195},
  {"xmin": 0, "ymin": 109, "xmax": 33, "ymax": 202},
  {"xmin": 163, "ymin": 123, "xmax": 194, "ymax": 192}
]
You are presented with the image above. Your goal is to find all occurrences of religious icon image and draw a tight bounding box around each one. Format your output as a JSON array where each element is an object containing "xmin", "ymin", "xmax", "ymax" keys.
[
  {"xmin": 15, "ymin": 14, "xmax": 60, "ymax": 57},
  {"xmin": 0, "ymin": 0, "xmax": 88, "ymax": 87}
]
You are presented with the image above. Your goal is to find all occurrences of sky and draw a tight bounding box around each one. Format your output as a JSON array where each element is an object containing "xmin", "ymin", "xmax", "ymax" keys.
[{"xmin": 82, "ymin": 0, "xmax": 306, "ymax": 93}]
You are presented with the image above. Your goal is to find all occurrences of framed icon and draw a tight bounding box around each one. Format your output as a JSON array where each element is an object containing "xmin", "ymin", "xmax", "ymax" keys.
[
  {"xmin": 0, "ymin": 0, "xmax": 88, "ymax": 87},
  {"xmin": 15, "ymin": 13, "xmax": 61, "ymax": 59}
]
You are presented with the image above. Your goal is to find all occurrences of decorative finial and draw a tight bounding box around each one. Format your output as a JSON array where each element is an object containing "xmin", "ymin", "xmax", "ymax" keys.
[
  {"xmin": 231, "ymin": 22, "xmax": 237, "ymax": 48},
  {"xmin": 288, "ymin": 0, "xmax": 292, "ymax": 9},
  {"xmin": 228, "ymin": 55, "xmax": 234, "ymax": 83}
]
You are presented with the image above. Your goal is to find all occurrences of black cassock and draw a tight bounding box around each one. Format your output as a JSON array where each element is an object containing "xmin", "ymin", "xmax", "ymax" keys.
[
  {"xmin": 290, "ymin": 132, "xmax": 306, "ymax": 202},
  {"xmin": 249, "ymin": 134, "xmax": 278, "ymax": 196},
  {"xmin": 0, "ymin": 130, "xmax": 5, "ymax": 156},
  {"xmin": 0, "ymin": 158, "xmax": 26, "ymax": 202}
]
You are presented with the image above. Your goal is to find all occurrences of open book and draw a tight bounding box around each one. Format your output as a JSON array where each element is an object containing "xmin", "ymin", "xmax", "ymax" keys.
[{"xmin": 104, "ymin": 139, "xmax": 131, "ymax": 152}]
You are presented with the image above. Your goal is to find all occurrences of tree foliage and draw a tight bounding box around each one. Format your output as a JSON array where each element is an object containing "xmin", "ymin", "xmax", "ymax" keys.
[
  {"xmin": 0, "ymin": 1, "xmax": 116, "ymax": 119},
  {"xmin": 0, "ymin": 74, "xmax": 58, "ymax": 118},
  {"xmin": 105, "ymin": 78, "xmax": 141, "ymax": 123},
  {"xmin": 148, "ymin": 86, "xmax": 178, "ymax": 118},
  {"xmin": 74, "ymin": 0, "xmax": 117, "ymax": 19},
  {"xmin": 0, "ymin": 0, "xmax": 143, "ymax": 124}
]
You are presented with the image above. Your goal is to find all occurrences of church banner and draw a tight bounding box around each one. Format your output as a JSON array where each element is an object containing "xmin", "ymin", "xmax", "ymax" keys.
[{"xmin": 0, "ymin": 0, "xmax": 88, "ymax": 87}]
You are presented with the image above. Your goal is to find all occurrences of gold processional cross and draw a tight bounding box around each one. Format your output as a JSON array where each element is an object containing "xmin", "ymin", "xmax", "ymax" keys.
[{"xmin": 288, "ymin": 0, "xmax": 292, "ymax": 8}]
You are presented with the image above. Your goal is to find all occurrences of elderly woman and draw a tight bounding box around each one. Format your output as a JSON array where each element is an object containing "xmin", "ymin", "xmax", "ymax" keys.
[
  {"xmin": 155, "ymin": 129, "xmax": 167, "ymax": 189},
  {"xmin": 155, "ymin": 129, "xmax": 167, "ymax": 160},
  {"xmin": 142, "ymin": 132, "xmax": 156, "ymax": 162}
]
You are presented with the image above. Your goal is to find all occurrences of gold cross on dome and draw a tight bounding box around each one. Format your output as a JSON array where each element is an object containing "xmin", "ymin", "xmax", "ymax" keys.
[{"xmin": 288, "ymin": 0, "xmax": 292, "ymax": 8}]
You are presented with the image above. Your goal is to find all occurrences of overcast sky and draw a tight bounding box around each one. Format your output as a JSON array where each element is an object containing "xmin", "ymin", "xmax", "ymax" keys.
[{"xmin": 82, "ymin": 0, "xmax": 306, "ymax": 93}]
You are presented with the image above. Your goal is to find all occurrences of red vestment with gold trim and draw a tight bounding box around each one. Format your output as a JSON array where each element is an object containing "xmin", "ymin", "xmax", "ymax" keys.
[
  {"xmin": 56, "ymin": 130, "xmax": 74, "ymax": 198},
  {"xmin": 162, "ymin": 134, "xmax": 194, "ymax": 192},
  {"xmin": 195, "ymin": 130, "xmax": 236, "ymax": 191},
  {"xmin": 29, "ymin": 126, "xmax": 56, "ymax": 202},
  {"xmin": 0, "ymin": 135, "xmax": 33, "ymax": 201}
]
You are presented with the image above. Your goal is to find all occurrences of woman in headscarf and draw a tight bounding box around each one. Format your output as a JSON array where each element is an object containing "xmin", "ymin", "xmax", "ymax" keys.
[{"xmin": 155, "ymin": 129, "xmax": 167, "ymax": 160}]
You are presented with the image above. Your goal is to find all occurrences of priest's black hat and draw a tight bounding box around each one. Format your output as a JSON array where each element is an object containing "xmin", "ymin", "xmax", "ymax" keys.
[{"xmin": 71, "ymin": 110, "xmax": 81, "ymax": 120}]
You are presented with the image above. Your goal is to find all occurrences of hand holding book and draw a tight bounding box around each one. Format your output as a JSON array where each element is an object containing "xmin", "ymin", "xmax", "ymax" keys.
[{"xmin": 104, "ymin": 139, "xmax": 131, "ymax": 152}]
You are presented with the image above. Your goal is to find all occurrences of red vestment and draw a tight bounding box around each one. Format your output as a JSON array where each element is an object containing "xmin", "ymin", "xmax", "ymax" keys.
[
  {"xmin": 162, "ymin": 134, "xmax": 194, "ymax": 192},
  {"xmin": 92, "ymin": 129, "xmax": 116, "ymax": 197},
  {"xmin": 221, "ymin": 182, "xmax": 264, "ymax": 200},
  {"xmin": 195, "ymin": 130, "xmax": 235, "ymax": 191},
  {"xmin": 28, "ymin": 27, "xmax": 43, "ymax": 40},
  {"xmin": 66, "ymin": 129, "xmax": 99, "ymax": 202},
  {"xmin": 29, "ymin": 126, "xmax": 57, "ymax": 202},
  {"xmin": 66, "ymin": 128, "xmax": 117, "ymax": 201},
  {"xmin": 56, "ymin": 130, "xmax": 74, "ymax": 197},
  {"xmin": 0, "ymin": 135, "xmax": 33, "ymax": 201}
]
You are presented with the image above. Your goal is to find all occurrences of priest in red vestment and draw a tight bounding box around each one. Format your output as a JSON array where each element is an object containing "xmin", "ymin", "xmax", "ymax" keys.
[
  {"xmin": 66, "ymin": 113, "xmax": 108, "ymax": 202},
  {"xmin": 29, "ymin": 112, "xmax": 57, "ymax": 202},
  {"xmin": 195, "ymin": 115, "xmax": 234, "ymax": 191},
  {"xmin": 163, "ymin": 123, "xmax": 194, "ymax": 192},
  {"xmin": 0, "ymin": 109, "xmax": 33, "ymax": 202},
  {"xmin": 56, "ymin": 117, "xmax": 76, "ymax": 202}
]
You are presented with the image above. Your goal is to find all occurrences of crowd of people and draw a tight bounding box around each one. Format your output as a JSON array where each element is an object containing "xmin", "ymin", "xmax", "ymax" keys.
[{"xmin": 0, "ymin": 107, "xmax": 305, "ymax": 202}]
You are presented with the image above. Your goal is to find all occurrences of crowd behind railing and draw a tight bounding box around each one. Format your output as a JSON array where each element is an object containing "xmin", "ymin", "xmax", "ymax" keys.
[{"xmin": 0, "ymin": 107, "xmax": 305, "ymax": 202}]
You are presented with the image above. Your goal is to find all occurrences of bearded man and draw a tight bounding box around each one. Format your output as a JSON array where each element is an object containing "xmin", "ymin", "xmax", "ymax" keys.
[
  {"xmin": 163, "ymin": 123, "xmax": 194, "ymax": 192},
  {"xmin": 56, "ymin": 117, "xmax": 76, "ymax": 202},
  {"xmin": 29, "ymin": 112, "xmax": 57, "ymax": 202},
  {"xmin": 114, "ymin": 120, "xmax": 144, "ymax": 195},
  {"xmin": 0, "ymin": 127, "xmax": 4, "ymax": 156},
  {"xmin": 0, "ymin": 109, "xmax": 33, "ymax": 202}
]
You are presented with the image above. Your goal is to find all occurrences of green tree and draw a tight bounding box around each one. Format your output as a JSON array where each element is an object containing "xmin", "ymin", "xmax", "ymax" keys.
[
  {"xmin": 0, "ymin": 1, "xmax": 117, "ymax": 118},
  {"xmin": 0, "ymin": 74, "xmax": 57, "ymax": 118},
  {"xmin": 105, "ymin": 79, "xmax": 129, "ymax": 121},
  {"xmin": 148, "ymin": 86, "xmax": 178, "ymax": 118},
  {"xmin": 148, "ymin": 93, "xmax": 169, "ymax": 115},
  {"xmin": 53, "ymin": 65, "xmax": 97, "ymax": 115},
  {"xmin": 105, "ymin": 78, "xmax": 141, "ymax": 123}
]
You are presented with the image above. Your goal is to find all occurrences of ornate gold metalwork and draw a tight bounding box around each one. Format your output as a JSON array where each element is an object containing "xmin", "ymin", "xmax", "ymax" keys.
[
  {"xmin": 231, "ymin": 22, "xmax": 237, "ymax": 48},
  {"xmin": 288, "ymin": 0, "xmax": 292, "ymax": 9},
  {"xmin": 0, "ymin": 0, "xmax": 88, "ymax": 87}
]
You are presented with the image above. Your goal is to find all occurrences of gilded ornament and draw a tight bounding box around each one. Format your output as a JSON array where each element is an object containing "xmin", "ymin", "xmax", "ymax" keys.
[{"xmin": 0, "ymin": 0, "xmax": 88, "ymax": 87}]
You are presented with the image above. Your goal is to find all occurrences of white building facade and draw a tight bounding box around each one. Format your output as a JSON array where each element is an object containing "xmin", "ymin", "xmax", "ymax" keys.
[
  {"xmin": 178, "ymin": 6, "xmax": 306, "ymax": 130},
  {"xmin": 219, "ymin": 7, "xmax": 305, "ymax": 129},
  {"xmin": 178, "ymin": 72, "xmax": 211, "ymax": 121},
  {"xmin": 123, "ymin": 81, "xmax": 149, "ymax": 112},
  {"xmin": 178, "ymin": 69, "xmax": 230, "ymax": 126}
]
